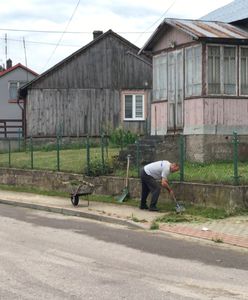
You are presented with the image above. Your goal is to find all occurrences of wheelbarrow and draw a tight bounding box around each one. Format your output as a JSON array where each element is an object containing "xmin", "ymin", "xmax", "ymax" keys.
[{"xmin": 70, "ymin": 181, "xmax": 94, "ymax": 207}]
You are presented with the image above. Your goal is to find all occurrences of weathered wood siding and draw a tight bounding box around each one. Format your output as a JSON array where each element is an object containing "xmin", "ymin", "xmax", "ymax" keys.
[
  {"xmin": 184, "ymin": 98, "xmax": 248, "ymax": 134},
  {"xmin": 27, "ymin": 88, "xmax": 151, "ymax": 137},
  {"xmin": 26, "ymin": 33, "xmax": 152, "ymax": 137},
  {"xmin": 150, "ymin": 101, "xmax": 167, "ymax": 135},
  {"xmin": 30, "ymin": 35, "xmax": 151, "ymax": 90}
]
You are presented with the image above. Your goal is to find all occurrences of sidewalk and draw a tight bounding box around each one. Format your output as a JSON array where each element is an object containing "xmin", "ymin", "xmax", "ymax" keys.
[{"xmin": 0, "ymin": 189, "xmax": 247, "ymax": 250}]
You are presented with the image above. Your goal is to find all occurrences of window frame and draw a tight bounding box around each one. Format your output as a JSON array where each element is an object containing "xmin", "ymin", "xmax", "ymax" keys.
[
  {"xmin": 123, "ymin": 92, "xmax": 145, "ymax": 121},
  {"xmin": 185, "ymin": 44, "xmax": 202, "ymax": 98},
  {"xmin": 239, "ymin": 46, "xmax": 248, "ymax": 96},
  {"xmin": 153, "ymin": 53, "xmax": 168, "ymax": 101},
  {"xmin": 206, "ymin": 44, "xmax": 238, "ymax": 96},
  {"xmin": 8, "ymin": 80, "xmax": 27, "ymax": 100}
]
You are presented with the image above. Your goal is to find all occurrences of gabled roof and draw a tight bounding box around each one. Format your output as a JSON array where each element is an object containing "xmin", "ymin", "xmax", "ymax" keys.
[
  {"xmin": 20, "ymin": 29, "xmax": 150, "ymax": 96},
  {"xmin": 139, "ymin": 18, "xmax": 248, "ymax": 53},
  {"xmin": 0, "ymin": 63, "xmax": 38, "ymax": 78},
  {"xmin": 201, "ymin": 0, "xmax": 248, "ymax": 23}
]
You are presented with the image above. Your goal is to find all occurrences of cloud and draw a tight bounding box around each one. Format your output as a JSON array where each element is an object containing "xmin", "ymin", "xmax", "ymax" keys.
[{"xmin": 0, "ymin": 0, "xmax": 233, "ymax": 73}]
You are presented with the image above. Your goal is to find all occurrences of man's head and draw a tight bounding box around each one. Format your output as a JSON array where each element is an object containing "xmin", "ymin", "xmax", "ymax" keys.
[{"xmin": 170, "ymin": 163, "xmax": 180, "ymax": 173}]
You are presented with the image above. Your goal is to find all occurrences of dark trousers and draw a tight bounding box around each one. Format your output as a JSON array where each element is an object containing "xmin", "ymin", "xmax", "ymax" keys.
[{"xmin": 140, "ymin": 168, "xmax": 161, "ymax": 208}]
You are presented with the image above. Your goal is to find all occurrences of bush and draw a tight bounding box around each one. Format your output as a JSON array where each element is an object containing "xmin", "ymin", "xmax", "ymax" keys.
[
  {"xmin": 109, "ymin": 127, "xmax": 137, "ymax": 147},
  {"xmin": 84, "ymin": 158, "xmax": 113, "ymax": 176}
]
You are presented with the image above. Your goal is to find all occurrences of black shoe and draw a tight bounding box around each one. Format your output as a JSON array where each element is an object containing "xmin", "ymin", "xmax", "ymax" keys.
[
  {"xmin": 139, "ymin": 204, "xmax": 149, "ymax": 210},
  {"xmin": 149, "ymin": 206, "xmax": 159, "ymax": 211}
]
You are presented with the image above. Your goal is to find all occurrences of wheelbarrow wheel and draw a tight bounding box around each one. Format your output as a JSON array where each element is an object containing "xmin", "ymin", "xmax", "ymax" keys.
[{"xmin": 71, "ymin": 194, "xmax": 79, "ymax": 206}]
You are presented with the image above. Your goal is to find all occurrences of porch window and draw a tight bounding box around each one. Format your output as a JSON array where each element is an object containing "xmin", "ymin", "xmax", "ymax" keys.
[
  {"xmin": 207, "ymin": 45, "xmax": 237, "ymax": 95},
  {"xmin": 240, "ymin": 47, "xmax": 248, "ymax": 95},
  {"xmin": 124, "ymin": 94, "xmax": 144, "ymax": 120},
  {"xmin": 185, "ymin": 45, "xmax": 202, "ymax": 97},
  {"xmin": 153, "ymin": 54, "xmax": 167, "ymax": 100}
]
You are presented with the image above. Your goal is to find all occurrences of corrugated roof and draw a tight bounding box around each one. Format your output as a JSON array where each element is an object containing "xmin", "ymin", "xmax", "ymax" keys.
[
  {"xmin": 165, "ymin": 18, "xmax": 248, "ymax": 39},
  {"xmin": 139, "ymin": 18, "xmax": 248, "ymax": 53},
  {"xmin": 201, "ymin": 0, "xmax": 248, "ymax": 23}
]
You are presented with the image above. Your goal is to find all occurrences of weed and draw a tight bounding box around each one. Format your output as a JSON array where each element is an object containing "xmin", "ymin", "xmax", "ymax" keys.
[
  {"xmin": 212, "ymin": 237, "xmax": 223, "ymax": 243},
  {"xmin": 150, "ymin": 221, "xmax": 159, "ymax": 230}
]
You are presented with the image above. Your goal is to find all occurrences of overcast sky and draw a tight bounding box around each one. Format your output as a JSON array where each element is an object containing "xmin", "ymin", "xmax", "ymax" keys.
[{"xmin": 0, "ymin": 0, "xmax": 232, "ymax": 74}]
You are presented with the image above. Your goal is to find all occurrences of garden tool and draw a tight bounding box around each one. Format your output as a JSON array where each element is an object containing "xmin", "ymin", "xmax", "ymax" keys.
[
  {"xmin": 116, "ymin": 154, "xmax": 131, "ymax": 202},
  {"xmin": 171, "ymin": 193, "xmax": 185, "ymax": 213}
]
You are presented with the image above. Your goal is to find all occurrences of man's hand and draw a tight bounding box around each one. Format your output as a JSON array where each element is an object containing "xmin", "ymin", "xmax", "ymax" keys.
[{"xmin": 161, "ymin": 178, "xmax": 173, "ymax": 195}]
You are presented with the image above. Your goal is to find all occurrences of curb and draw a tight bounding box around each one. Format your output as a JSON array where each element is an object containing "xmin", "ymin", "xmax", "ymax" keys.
[{"xmin": 0, "ymin": 199, "xmax": 144, "ymax": 230}]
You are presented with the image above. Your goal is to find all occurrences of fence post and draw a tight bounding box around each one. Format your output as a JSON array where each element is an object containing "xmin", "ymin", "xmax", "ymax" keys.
[
  {"xmin": 30, "ymin": 136, "xmax": 33, "ymax": 169},
  {"xmin": 56, "ymin": 134, "xmax": 60, "ymax": 172},
  {"xmin": 135, "ymin": 139, "xmax": 140, "ymax": 177},
  {"xmin": 101, "ymin": 133, "xmax": 105, "ymax": 173},
  {"xmin": 86, "ymin": 135, "xmax": 90, "ymax": 175},
  {"xmin": 18, "ymin": 128, "xmax": 22, "ymax": 152},
  {"xmin": 179, "ymin": 134, "xmax": 185, "ymax": 182},
  {"xmin": 8, "ymin": 139, "xmax": 11, "ymax": 167},
  {"xmin": 232, "ymin": 131, "xmax": 239, "ymax": 185}
]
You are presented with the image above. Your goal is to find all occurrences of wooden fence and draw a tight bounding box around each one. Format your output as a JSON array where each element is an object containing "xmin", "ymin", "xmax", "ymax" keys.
[{"xmin": 0, "ymin": 119, "xmax": 23, "ymax": 138}]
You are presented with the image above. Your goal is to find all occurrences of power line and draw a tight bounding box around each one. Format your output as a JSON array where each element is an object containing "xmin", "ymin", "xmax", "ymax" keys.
[
  {"xmin": 135, "ymin": 0, "xmax": 177, "ymax": 43},
  {"xmin": 0, "ymin": 36, "xmax": 81, "ymax": 47},
  {"xmin": 42, "ymin": 0, "xmax": 81, "ymax": 71},
  {"xmin": 0, "ymin": 28, "xmax": 152, "ymax": 34}
]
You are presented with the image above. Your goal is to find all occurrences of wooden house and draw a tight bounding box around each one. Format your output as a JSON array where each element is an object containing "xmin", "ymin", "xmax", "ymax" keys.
[
  {"xmin": 0, "ymin": 60, "xmax": 38, "ymax": 138},
  {"xmin": 139, "ymin": 18, "xmax": 248, "ymax": 161},
  {"xmin": 19, "ymin": 30, "xmax": 152, "ymax": 138}
]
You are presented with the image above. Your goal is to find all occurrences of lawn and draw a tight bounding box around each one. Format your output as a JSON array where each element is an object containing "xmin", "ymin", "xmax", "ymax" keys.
[{"xmin": 0, "ymin": 147, "xmax": 248, "ymax": 184}]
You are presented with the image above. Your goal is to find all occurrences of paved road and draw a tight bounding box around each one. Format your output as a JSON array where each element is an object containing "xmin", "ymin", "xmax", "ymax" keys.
[{"xmin": 0, "ymin": 204, "xmax": 247, "ymax": 299}]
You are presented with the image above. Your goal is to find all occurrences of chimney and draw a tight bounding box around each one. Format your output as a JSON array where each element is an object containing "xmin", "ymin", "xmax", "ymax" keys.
[
  {"xmin": 6, "ymin": 58, "xmax": 12, "ymax": 69},
  {"xmin": 93, "ymin": 30, "xmax": 103, "ymax": 40}
]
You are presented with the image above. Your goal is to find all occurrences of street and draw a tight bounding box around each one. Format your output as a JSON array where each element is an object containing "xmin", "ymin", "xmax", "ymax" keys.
[{"xmin": 0, "ymin": 203, "xmax": 247, "ymax": 300}]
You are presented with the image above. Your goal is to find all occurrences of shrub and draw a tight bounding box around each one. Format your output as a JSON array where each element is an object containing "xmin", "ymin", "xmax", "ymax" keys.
[
  {"xmin": 84, "ymin": 158, "xmax": 113, "ymax": 176},
  {"xmin": 109, "ymin": 127, "xmax": 137, "ymax": 147}
]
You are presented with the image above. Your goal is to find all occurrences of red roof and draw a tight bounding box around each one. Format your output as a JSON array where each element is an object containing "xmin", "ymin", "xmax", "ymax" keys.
[{"xmin": 0, "ymin": 63, "xmax": 38, "ymax": 78}]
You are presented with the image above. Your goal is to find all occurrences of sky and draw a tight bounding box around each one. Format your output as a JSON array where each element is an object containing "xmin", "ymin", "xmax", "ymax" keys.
[{"xmin": 0, "ymin": 0, "xmax": 233, "ymax": 74}]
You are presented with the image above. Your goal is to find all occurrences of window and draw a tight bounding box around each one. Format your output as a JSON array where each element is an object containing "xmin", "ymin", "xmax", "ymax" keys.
[
  {"xmin": 153, "ymin": 54, "xmax": 167, "ymax": 100},
  {"xmin": 240, "ymin": 47, "xmax": 248, "ymax": 95},
  {"xmin": 8, "ymin": 81, "xmax": 27, "ymax": 100},
  {"xmin": 124, "ymin": 94, "xmax": 144, "ymax": 120},
  {"xmin": 207, "ymin": 45, "xmax": 237, "ymax": 95},
  {"xmin": 185, "ymin": 45, "xmax": 202, "ymax": 97}
]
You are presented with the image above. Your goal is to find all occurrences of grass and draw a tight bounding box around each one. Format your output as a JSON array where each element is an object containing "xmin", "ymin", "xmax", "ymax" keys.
[
  {"xmin": 0, "ymin": 147, "xmax": 119, "ymax": 173},
  {"xmin": 1, "ymin": 146, "xmax": 248, "ymax": 185}
]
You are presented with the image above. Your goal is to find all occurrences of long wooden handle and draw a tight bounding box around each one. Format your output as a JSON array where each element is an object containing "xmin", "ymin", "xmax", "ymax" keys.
[{"xmin": 125, "ymin": 155, "xmax": 130, "ymax": 187}]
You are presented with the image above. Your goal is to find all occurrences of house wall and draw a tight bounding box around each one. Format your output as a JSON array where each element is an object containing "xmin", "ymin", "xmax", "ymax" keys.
[
  {"xmin": 27, "ymin": 88, "xmax": 152, "ymax": 137},
  {"xmin": 150, "ymin": 101, "xmax": 167, "ymax": 135},
  {"xmin": 184, "ymin": 98, "xmax": 248, "ymax": 134},
  {"xmin": 0, "ymin": 68, "xmax": 36, "ymax": 119},
  {"xmin": 152, "ymin": 27, "xmax": 193, "ymax": 52},
  {"xmin": 26, "ymin": 34, "xmax": 152, "ymax": 137},
  {"xmin": 30, "ymin": 35, "xmax": 151, "ymax": 90}
]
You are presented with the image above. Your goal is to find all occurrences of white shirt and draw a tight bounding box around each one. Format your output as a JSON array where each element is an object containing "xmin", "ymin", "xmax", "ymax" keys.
[{"xmin": 144, "ymin": 160, "xmax": 171, "ymax": 180}]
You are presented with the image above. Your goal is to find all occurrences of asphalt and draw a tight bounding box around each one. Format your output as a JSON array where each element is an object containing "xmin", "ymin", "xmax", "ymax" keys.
[{"xmin": 0, "ymin": 189, "xmax": 247, "ymax": 250}]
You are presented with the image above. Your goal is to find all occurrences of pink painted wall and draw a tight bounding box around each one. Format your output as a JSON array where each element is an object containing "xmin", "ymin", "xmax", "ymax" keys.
[
  {"xmin": 151, "ymin": 102, "xmax": 167, "ymax": 135},
  {"xmin": 152, "ymin": 98, "xmax": 248, "ymax": 135},
  {"xmin": 184, "ymin": 98, "xmax": 248, "ymax": 126}
]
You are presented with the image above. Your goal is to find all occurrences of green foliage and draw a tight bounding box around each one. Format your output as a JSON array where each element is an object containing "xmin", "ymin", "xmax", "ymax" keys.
[
  {"xmin": 109, "ymin": 127, "xmax": 138, "ymax": 147},
  {"xmin": 85, "ymin": 158, "xmax": 113, "ymax": 176},
  {"xmin": 150, "ymin": 221, "xmax": 159, "ymax": 230}
]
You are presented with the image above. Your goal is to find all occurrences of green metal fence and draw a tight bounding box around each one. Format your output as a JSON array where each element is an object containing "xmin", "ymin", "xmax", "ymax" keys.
[{"xmin": 0, "ymin": 131, "xmax": 247, "ymax": 185}]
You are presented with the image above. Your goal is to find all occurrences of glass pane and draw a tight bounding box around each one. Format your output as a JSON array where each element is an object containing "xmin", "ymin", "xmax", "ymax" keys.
[
  {"xmin": 135, "ymin": 95, "xmax": 143, "ymax": 118},
  {"xmin": 208, "ymin": 46, "xmax": 220, "ymax": 94},
  {"xmin": 224, "ymin": 47, "xmax": 236, "ymax": 95},
  {"xmin": 125, "ymin": 95, "xmax": 133, "ymax": 118},
  {"xmin": 241, "ymin": 48, "xmax": 248, "ymax": 95},
  {"xmin": 9, "ymin": 82, "xmax": 17, "ymax": 99}
]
